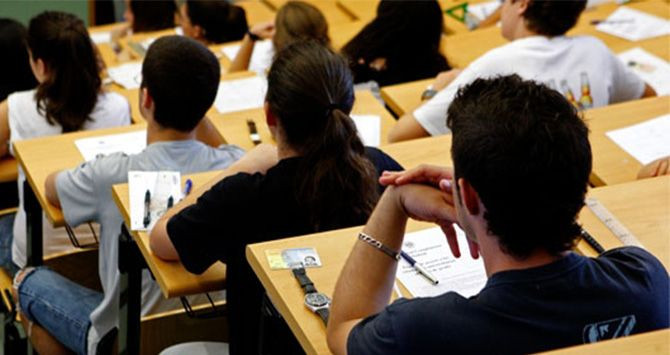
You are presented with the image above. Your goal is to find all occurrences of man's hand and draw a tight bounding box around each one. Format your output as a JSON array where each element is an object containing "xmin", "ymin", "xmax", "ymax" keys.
[
  {"xmin": 380, "ymin": 164, "xmax": 453, "ymax": 189},
  {"xmin": 433, "ymin": 69, "xmax": 462, "ymax": 91},
  {"xmin": 637, "ymin": 156, "xmax": 670, "ymax": 179},
  {"xmin": 249, "ymin": 22, "xmax": 275, "ymax": 39}
]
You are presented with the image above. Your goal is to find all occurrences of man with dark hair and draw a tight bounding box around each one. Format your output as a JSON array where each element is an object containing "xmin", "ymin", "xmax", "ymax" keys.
[
  {"xmin": 328, "ymin": 75, "xmax": 668, "ymax": 354},
  {"xmin": 389, "ymin": 0, "xmax": 657, "ymax": 142},
  {"xmin": 11, "ymin": 36, "xmax": 256, "ymax": 355}
]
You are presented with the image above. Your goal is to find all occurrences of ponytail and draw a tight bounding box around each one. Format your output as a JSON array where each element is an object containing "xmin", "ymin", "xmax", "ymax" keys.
[
  {"xmin": 266, "ymin": 41, "xmax": 378, "ymax": 231},
  {"xmin": 296, "ymin": 108, "xmax": 377, "ymax": 230}
]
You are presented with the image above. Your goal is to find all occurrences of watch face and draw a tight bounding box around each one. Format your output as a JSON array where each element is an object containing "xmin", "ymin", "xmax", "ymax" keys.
[{"xmin": 305, "ymin": 293, "xmax": 330, "ymax": 307}]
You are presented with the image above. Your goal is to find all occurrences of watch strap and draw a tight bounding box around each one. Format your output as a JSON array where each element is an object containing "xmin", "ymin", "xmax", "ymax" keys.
[
  {"xmin": 292, "ymin": 267, "xmax": 318, "ymax": 294},
  {"xmin": 315, "ymin": 307, "xmax": 329, "ymax": 325}
]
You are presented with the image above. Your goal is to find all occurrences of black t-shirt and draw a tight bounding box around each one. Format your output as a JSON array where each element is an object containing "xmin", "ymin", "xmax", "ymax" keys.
[
  {"xmin": 348, "ymin": 247, "xmax": 669, "ymax": 354},
  {"xmin": 167, "ymin": 147, "xmax": 402, "ymax": 355}
]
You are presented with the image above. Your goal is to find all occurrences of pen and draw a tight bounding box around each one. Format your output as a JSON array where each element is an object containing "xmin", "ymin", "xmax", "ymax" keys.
[
  {"xmin": 143, "ymin": 190, "xmax": 151, "ymax": 228},
  {"xmin": 247, "ymin": 119, "xmax": 261, "ymax": 146},
  {"xmin": 590, "ymin": 19, "xmax": 634, "ymax": 25},
  {"xmin": 581, "ymin": 228, "xmax": 605, "ymax": 255},
  {"xmin": 399, "ymin": 251, "xmax": 439, "ymax": 285},
  {"xmin": 183, "ymin": 179, "xmax": 193, "ymax": 196},
  {"xmin": 167, "ymin": 195, "xmax": 174, "ymax": 209}
]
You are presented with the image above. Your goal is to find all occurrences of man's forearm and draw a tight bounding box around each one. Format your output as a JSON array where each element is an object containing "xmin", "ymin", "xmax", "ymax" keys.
[{"xmin": 328, "ymin": 187, "xmax": 408, "ymax": 354}]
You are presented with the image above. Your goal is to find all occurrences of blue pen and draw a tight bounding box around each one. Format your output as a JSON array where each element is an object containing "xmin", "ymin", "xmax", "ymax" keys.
[
  {"xmin": 183, "ymin": 179, "xmax": 193, "ymax": 196},
  {"xmin": 399, "ymin": 251, "xmax": 439, "ymax": 285}
]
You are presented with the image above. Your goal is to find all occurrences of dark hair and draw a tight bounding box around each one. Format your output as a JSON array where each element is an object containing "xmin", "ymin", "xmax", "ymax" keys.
[
  {"xmin": 185, "ymin": 0, "xmax": 248, "ymax": 44},
  {"xmin": 27, "ymin": 11, "xmax": 101, "ymax": 133},
  {"xmin": 521, "ymin": 0, "xmax": 586, "ymax": 36},
  {"xmin": 266, "ymin": 41, "xmax": 377, "ymax": 231},
  {"xmin": 141, "ymin": 35, "xmax": 220, "ymax": 132},
  {"xmin": 273, "ymin": 1, "xmax": 330, "ymax": 51},
  {"xmin": 341, "ymin": 0, "xmax": 448, "ymax": 86},
  {"xmin": 447, "ymin": 75, "xmax": 592, "ymax": 259},
  {"xmin": 0, "ymin": 19, "xmax": 37, "ymax": 101},
  {"xmin": 130, "ymin": 0, "xmax": 176, "ymax": 33}
]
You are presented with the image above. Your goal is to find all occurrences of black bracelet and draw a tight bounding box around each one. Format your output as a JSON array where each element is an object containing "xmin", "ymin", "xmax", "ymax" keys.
[
  {"xmin": 358, "ymin": 232, "xmax": 400, "ymax": 260},
  {"xmin": 247, "ymin": 30, "xmax": 260, "ymax": 41}
]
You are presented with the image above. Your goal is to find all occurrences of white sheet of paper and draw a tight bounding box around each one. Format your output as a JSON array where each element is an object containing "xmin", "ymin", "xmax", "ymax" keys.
[
  {"xmin": 214, "ymin": 76, "xmax": 267, "ymax": 114},
  {"xmin": 128, "ymin": 171, "xmax": 182, "ymax": 231},
  {"xmin": 221, "ymin": 40, "xmax": 274, "ymax": 75},
  {"xmin": 90, "ymin": 31, "xmax": 111, "ymax": 44},
  {"xmin": 74, "ymin": 130, "xmax": 146, "ymax": 161},
  {"xmin": 617, "ymin": 47, "xmax": 670, "ymax": 95},
  {"xmin": 396, "ymin": 226, "xmax": 487, "ymax": 298},
  {"xmin": 606, "ymin": 114, "xmax": 670, "ymax": 165},
  {"xmin": 468, "ymin": 1, "xmax": 500, "ymax": 21},
  {"xmin": 107, "ymin": 62, "xmax": 143, "ymax": 89},
  {"xmin": 140, "ymin": 37, "xmax": 157, "ymax": 51},
  {"xmin": 596, "ymin": 7, "xmax": 670, "ymax": 41},
  {"xmin": 350, "ymin": 115, "xmax": 381, "ymax": 147}
]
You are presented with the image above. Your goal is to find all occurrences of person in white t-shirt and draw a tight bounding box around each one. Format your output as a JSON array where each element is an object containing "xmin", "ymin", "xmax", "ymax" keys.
[
  {"xmin": 388, "ymin": 0, "xmax": 656, "ymax": 143},
  {"xmin": 0, "ymin": 11, "xmax": 131, "ymax": 275}
]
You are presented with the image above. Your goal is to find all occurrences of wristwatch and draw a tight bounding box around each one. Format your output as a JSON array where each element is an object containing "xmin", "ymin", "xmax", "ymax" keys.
[{"xmin": 292, "ymin": 267, "xmax": 330, "ymax": 325}]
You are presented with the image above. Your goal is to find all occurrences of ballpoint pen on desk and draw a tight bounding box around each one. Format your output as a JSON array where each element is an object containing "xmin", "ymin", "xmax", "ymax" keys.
[
  {"xmin": 590, "ymin": 19, "xmax": 634, "ymax": 25},
  {"xmin": 183, "ymin": 179, "xmax": 193, "ymax": 196},
  {"xmin": 143, "ymin": 189, "xmax": 151, "ymax": 228},
  {"xmin": 399, "ymin": 251, "xmax": 439, "ymax": 285},
  {"xmin": 167, "ymin": 195, "xmax": 174, "ymax": 209},
  {"xmin": 581, "ymin": 228, "xmax": 605, "ymax": 255},
  {"xmin": 247, "ymin": 119, "xmax": 261, "ymax": 146}
]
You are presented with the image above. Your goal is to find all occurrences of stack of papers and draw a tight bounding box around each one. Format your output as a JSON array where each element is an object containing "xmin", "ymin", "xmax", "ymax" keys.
[
  {"xmin": 90, "ymin": 31, "xmax": 111, "ymax": 44},
  {"xmin": 221, "ymin": 40, "xmax": 274, "ymax": 75},
  {"xmin": 396, "ymin": 227, "xmax": 487, "ymax": 298},
  {"xmin": 350, "ymin": 115, "xmax": 381, "ymax": 147},
  {"xmin": 128, "ymin": 171, "xmax": 182, "ymax": 231},
  {"xmin": 596, "ymin": 7, "xmax": 670, "ymax": 41},
  {"xmin": 467, "ymin": 1, "xmax": 500, "ymax": 21},
  {"xmin": 214, "ymin": 76, "xmax": 267, "ymax": 114},
  {"xmin": 107, "ymin": 62, "xmax": 143, "ymax": 89},
  {"xmin": 606, "ymin": 114, "xmax": 670, "ymax": 165},
  {"xmin": 617, "ymin": 47, "xmax": 670, "ymax": 95},
  {"xmin": 74, "ymin": 130, "xmax": 146, "ymax": 161}
]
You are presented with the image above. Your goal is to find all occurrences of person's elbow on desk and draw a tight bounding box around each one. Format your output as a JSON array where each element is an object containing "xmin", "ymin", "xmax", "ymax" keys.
[
  {"xmin": 388, "ymin": 112, "xmax": 430, "ymax": 143},
  {"xmin": 44, "ymin": 170, "xmax": 62, "ymax": 209},
  {"xmin": 149, "ymin": 216, "xmax": 180, "ymax": 261}
]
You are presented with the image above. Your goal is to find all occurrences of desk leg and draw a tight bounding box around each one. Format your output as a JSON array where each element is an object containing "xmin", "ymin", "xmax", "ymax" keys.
[
  {"xmin": 23, "ymin": 181, "xmax": 42, "ymax": 266},
  {"xmin": 118, "ymin": 224, "xmax": 143, "ymax": 355}
]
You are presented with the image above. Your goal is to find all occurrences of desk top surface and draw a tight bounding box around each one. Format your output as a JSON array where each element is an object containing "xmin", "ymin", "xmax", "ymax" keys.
[{"xmin": 539, "ymin": 328, "xmax": 670, "ymax": 355}]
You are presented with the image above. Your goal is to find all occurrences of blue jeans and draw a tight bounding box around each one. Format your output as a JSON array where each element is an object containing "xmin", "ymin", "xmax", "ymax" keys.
[
  {"xmin": 18, "ymin": 267, "xmax": 103, "ymax": 355},
  {"xmin": 0, "ymin": 213, "xmax": 20, "ymax": 276}
]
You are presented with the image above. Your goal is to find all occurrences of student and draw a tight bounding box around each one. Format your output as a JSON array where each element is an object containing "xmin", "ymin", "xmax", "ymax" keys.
[
  {"xmin": 12, "ymin": 35, "xmax": 248, "ymax": 355},
  {"xmin": 341, "ymin": 0, "xmax": 449, "ymax": 87},
  {"xmin": 180, "ymin": 0, "xmax": 248, "ymax": 45},
  {"xmin": 0, "ymin": 18, "xmax": 37, "ymax": 102},
  {"xmin": 150, "ymin": 41, "xmax": 403, "ymax": 354},
  {"xmin": 228, "ymin": 0, "xmax": 330, "ymax": 73},
  {"xmin": 124, "ymin": 0, "xmax": 177, "ymax": 33},
  {"xmin": 327, "ymin": 75, "xmax": 669, "ymax": 354},
  {"xmin": 0, "ymin": 12, "xmax": 131, "ymax": 276},
  {"xmin": 389, "ymin": 0, "xmax": 657, "ymax": 143}
]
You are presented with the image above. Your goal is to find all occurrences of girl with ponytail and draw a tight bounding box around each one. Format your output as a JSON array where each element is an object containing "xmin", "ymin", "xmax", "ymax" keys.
[
  {"xmin": 0, "ymin": 11, "xmax": 130, "ymax": 275},
  {"xmin": 150, "ymin": 41, "xmax": 402, "ymax": 354}
]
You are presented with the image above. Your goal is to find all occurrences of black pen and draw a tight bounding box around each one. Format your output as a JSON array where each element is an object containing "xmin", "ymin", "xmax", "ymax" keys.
[
  {"xmin": 399, "ymin": 251, "xmax": 439, "ymax": 285},
  {"xmin": 167, "ymin": 195, "xmax": 174, "ymax": 209},
  {"xmin": 247, "ymin": 119, "xmax": 261, "ymax": 145},
  {"xmin": 581, "ymin": 228, "xmax": 605, "ymax": 255},
  {"xmin": 143, "ymin": 190, "xmax": 151, "ymax": 228}
]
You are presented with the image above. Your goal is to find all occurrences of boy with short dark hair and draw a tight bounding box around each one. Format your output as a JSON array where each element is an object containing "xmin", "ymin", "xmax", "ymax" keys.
[
  {"xmin": 13, "ymin": 36, "xmax": 253, "ymax": 354},
  {"xmin": 389, "ymin": 0, "xmax": 656, "ymax": 142}
]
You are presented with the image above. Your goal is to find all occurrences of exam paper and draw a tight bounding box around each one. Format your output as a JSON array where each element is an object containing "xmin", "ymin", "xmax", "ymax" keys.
[
  {"xmin": 468, "ymin": 1, "xmax": 500, "ymax": 21},
  {"xmin": 214, "ymin": 76, "xmax": 267, "ymax": 114},
  {"xmin": 618, "ymin": 47, "xmax": 670, "ymax": 95},
  {"xmin": 596, "ymin": 7, "xmax": 670, "ymax": 41},
  {"xmin": 606, "ymin": 114, "xmax": 670, "ymax": 165},
  {"xmin": 396, "ymin": 227, "xmax": 487, "ymax": 298},
  {"xmin": 74, "ymin": 130, "xmax": 146, "ymax": 161},
  {"xmin": 128, "ymin": 171, "xmax": 182, "ymax": 231},
  {"xmin": 221, "ymin": 40, "xmax": 274, "ymax": 75},
  {"xmin": 350, "ymin": 115, "xmax": 381, "ymax": 147},
  {"xmin": 90, "ymin": 31, "xmax": 111, "ymax": 44},
  {"xmin": 107, "ymin": 62, "xmax": 143, "ymax": 89}
]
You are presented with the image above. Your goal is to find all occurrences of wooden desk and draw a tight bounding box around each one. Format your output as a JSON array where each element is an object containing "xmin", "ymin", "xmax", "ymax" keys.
[
  {"xmin": 210, "ymin": 90, "xmax": 398, "ymax": 150},
  {"xmin": 380, "ymin": 78, "xmax": 433, "ymax": 117},
  {"xmin": 539, "ymin": 329, "xmax": 670, "ymax": 355},
  {"xmin": 584, "ymin": 95, "xmax": 670, "ymax": 186},
  {"xmin": 238, "ymin": 0, "xmax": 276, "ymax": 25},
  {"xmin": 120, "ymin": 28, "xmax": 178, "ymax": 59},
  {"xmin": 263, "ymin": 0, "xmax": 355, "ymax": 25},
  {"xmin": 336, "ymin": 0, "xmax": 378, "ymax": 21},
  {"xmin": 329, "ymin": 20, "xmax": 366, "ymax": 50},
  {"xmin": 577, "ymin": 175, "xmax": 670, "ymax": 268}
]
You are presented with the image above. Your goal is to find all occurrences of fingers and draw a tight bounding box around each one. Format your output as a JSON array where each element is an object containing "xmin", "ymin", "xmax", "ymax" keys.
[
  {"xmin": 380, "ymin": 165, "xmax": 454, "ymax": 187},
  {"xmin": 657, "ymin": 158, "xmax": 669, "ymax": 176},
  {"xmin": 467, "ymin": 238, "xmax": 480, "ymax": 259},
  {"xmin": 441, "ymin": 222, "xmax": 461, "ymax": 258}
]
